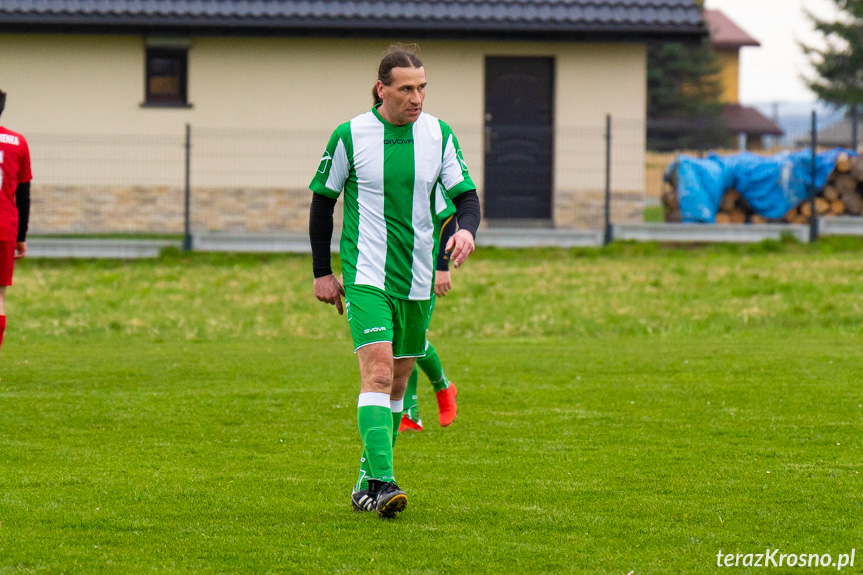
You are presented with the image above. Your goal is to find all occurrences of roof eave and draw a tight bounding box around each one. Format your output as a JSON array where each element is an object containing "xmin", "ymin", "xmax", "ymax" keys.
[
  {"xmin": 0, "ymin": 15, "xmax": 707, "ymax": 41},
  {"xmin": 712, "ymin": 40, "xmax": 760, "ymax": 49}
]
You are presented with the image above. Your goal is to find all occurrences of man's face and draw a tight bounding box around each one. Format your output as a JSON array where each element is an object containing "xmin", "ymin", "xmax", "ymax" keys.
[{"xmin": 377, "ymin": 66, "xmax": 426, "ymax": 126}]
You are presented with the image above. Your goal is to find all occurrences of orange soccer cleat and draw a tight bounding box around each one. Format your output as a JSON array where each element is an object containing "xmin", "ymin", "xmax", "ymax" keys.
[
  {"xmin": 398, "ymin": 414, "xmax": 423, "ymax": 432},
  {"xmin": 436, "ymin": 383, "xmax": 458, "ymax": 427}
]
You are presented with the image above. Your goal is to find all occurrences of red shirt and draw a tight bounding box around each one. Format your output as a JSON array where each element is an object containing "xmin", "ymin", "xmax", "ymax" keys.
[{"xmin": 0, "ymin": 126, "xmax": 32, "ymax": 241}]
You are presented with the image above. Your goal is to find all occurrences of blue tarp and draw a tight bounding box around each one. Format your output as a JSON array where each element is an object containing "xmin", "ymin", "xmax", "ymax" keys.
[{"xmin": 668, "ymin": 149, "xmax": 856, "ymax": 223}]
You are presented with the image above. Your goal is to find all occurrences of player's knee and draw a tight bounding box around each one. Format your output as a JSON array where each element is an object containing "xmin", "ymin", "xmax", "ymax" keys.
[
  {"xmin": 357, "ymin": 342, "xmax": 395, "ymax": 391},
  {"xmin": 363, "ymin": 367, "xmax": 393, "ymax": 392}
]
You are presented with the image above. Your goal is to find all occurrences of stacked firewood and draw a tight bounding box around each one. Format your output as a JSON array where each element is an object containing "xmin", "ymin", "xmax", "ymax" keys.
[
  {"xmin": 784, "ymin": 153, "xmax": 863, "ymax": 223},
  {"xmin": 715, "ymin": 189, "xmax": 750, "ymax": 223},
  {"xmin": 662, "ymin": 153, "xmax": 863, "ymax": 223},
  {"xmin": 661, "ymin": 169, "xmax": 682, "ymax": 223}
]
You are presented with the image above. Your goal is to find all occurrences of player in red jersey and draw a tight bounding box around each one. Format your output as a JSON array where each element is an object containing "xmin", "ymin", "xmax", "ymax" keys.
[{"xmin": 0, "ymin": 89, "xmax": 33, "ymax": 352}]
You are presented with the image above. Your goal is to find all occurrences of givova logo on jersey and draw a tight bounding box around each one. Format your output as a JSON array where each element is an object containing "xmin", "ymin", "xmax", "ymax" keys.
[
  {"xmin": 457, "ymin": 150, "xmax": 469, "ymax": 172},
  {"xmin": 317, "ymin": 150, "xmax": 333, "ymax": 174}
]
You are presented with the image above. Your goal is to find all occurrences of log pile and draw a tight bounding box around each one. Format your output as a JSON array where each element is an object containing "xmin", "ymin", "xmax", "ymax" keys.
[
  {"xmin": 661, "ymin": 169, "xmax": 682, "ymax": 223},
  {"xmin": 662, "ymin": 152, "xmax": 863, "ymax": 223}
]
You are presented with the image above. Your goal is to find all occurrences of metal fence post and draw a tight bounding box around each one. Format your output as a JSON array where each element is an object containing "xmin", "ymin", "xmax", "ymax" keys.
[
  {"xmin": 809, "ymin": 111, "xmax": 818, "ymax": 243},
  {"xmin": 604, "ymin": 114, "xmax": 612, "ymax": 245},
  {"xmin": 183, "ymin": 123, "xmax": 193, "ymax": 252}
]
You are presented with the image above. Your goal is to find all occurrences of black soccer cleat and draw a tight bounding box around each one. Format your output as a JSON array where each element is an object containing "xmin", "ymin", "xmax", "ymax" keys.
[
  {"xmin": 351, "ymin": 488, "xmax": 376, "ymax": 512},
  {"xmin": 368, "ymin": 479, "xmax": 408, "ymax": 518}
]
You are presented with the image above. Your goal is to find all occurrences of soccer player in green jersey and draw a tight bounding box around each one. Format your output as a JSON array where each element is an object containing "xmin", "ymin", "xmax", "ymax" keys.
[{"xmin": 309, "ymin": 45, "xmax": 481, "ymax": 518}]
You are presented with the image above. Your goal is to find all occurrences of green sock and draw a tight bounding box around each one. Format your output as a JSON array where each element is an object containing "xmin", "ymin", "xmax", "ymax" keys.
[
  {"xmin": 356, "ymin": 393, "xmax": 395, "ymax": 484},
  {"xmin": 417, "ymin": 341, "xmax": 449, "ymax": 392},
  {"xmin": 404, "ymin": 366, "xmax": 420, "ymax": 422},
  {"xmin": 391, "ymin": 399, "xmax": 403, "ymax": 447},
  {"xmin": 355, "ymin": 399, "xmax": 404, "ymax": 491},
  {"xmin": 356, "ymin": 450, "xmax": 372, "ymax": 492}
]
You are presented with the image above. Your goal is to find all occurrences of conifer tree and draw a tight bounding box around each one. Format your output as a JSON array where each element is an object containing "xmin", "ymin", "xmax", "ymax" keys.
[
  {"xmin": 647, "ymin": 32, "xmax": 727, "ymax": 151},
  {"xmin": 802, "ymin": 0, "xmax": 863, "ymax": 147}
]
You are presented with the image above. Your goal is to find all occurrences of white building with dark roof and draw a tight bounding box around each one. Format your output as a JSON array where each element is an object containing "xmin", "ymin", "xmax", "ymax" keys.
[{"xmin": 0, "ymin": 0, "xmax": 705, "ymax": 233}]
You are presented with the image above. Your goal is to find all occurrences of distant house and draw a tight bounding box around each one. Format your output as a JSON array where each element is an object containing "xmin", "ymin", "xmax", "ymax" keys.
[
  {"xmin": 795, "ymin": 108, "xmax": 863, "ymax": 153},
  {"xmin": 795, "ymin": 115, "xmax": 861, "ymax": 149},
  {"xmin": 705, "ymin": 9, "xmax": 783, "ymax": 150},
  {"xmin": 0, "ymin": 0, "xmax": 705, "ymax": 233}
]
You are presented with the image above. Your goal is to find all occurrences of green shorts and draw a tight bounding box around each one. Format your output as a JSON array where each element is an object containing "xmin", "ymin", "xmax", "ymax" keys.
[{"xmin": 345, "ymin": 284, "xmax": 432, "ymax": 358}]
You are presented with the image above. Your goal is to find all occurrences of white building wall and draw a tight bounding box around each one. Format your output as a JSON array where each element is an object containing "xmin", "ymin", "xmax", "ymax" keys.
[{"xmin": 0, "ymin": 33, "xmax": 646, "ymax": 230}]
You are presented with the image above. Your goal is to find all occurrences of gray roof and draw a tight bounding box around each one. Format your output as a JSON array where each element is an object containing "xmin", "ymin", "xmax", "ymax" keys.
[
  {"xmin": 0, "ymin": 1, "xmax": 705, "ymax": 40},
  {"xmin": 795, "ymin": 117, "xmax": 861, "ymax": 148}
]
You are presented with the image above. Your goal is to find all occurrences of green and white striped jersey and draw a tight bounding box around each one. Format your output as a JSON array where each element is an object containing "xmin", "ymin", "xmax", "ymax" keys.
[{"xmin": 310, "ymin": 105, "xmax": 475, "ymax": 300}]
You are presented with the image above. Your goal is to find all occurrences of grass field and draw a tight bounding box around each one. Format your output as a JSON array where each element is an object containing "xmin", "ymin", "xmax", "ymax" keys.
[
  {"xmin": 642, "ymin": 204, "xmax": 664, "ymax": 223},
  {"xmin": 2, "ymin": 239, "xmax": 862, "ymax": 574}
]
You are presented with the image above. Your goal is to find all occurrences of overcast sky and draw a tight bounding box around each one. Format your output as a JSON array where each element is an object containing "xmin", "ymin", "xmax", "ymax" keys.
[{"xmin": 703, "ymin": 0, "xmax": 841, "ymax": 104}]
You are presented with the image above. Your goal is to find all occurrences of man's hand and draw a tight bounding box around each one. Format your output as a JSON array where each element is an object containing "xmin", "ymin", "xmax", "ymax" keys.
[
  {"xmin": 434, "ymin": 270, "xmax": 452, "ymax": 297},
  {"xmin": 445, "ymin": 229, "xmax": 475, "ymax": 269},
  {"xmin": 14, "ymin": 242, "xmax": 26, "ymax": 260},
  {"xmin": 314, "ymin": 274, "xmax": 345, "ymax": 315}
]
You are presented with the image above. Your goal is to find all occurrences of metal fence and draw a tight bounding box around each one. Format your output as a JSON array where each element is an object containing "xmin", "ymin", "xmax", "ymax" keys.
[{"xmin": 26, "ymin": 109, "xmax": 859, "ymax": 246}]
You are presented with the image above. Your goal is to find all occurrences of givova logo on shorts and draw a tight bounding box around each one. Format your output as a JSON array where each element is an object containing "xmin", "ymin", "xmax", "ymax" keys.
[{"xmin": 363, "ymin": 327, "xmax": 387, "ymax": 334}]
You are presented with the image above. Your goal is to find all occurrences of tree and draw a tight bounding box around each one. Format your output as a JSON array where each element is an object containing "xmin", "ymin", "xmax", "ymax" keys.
[
  {"xmin": 646, "ymin": 36, "xmax": 728, "ymax": 151},
  {"xmin": 802, "ymin": 0, "xmax": 863, "ymax": 148}
]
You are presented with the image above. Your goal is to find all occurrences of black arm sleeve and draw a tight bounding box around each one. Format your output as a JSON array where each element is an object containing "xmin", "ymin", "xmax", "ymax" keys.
[
  {"xmin": 436, "ymin": 213, "xmax": 457, "ymax": 271},
  {"xmin": 309, "ymin": 192, "xmax": 337, "ymax": 278},
  {"xmin": 451, "ymin": 189, "xmax": 481, "ymax": 239},
  {"xmin": 16, "ymin": 182, "xmax": 31, "ymax": 243}
]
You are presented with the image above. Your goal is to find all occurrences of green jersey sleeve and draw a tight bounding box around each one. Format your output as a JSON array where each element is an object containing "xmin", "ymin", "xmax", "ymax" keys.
[
  {"xmin": 439, "ymin": 121, "xmax": 476, "ymax": 198},
  {"xmin": 309, "ymin": 123, "xmax": 352, "ymax": 199}
]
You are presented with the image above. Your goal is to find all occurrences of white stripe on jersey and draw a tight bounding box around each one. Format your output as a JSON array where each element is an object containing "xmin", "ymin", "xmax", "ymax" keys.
[
  {"xmin": 408, "ymin": 117, "xmax": 440, "ymax": 300},
  {"xmin": 440, "ymin": 133, "xmax": 466, "ymax": 191},
  {"xmin": 325, "ymin": 139, "xmax": 349, "ymax": 193},
  {"xmin": 352, "ymin": 112, "xmax": 388, "ymax": 291}
]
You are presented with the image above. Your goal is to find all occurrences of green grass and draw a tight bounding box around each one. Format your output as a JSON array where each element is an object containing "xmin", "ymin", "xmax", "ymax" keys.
[
  {"xmin": 2, "ymin": 240, "xmax": 862, "ymax": 573},
  {"xmin": 643, "ymin": 204, "xmax": 665, "ymax": 223}
]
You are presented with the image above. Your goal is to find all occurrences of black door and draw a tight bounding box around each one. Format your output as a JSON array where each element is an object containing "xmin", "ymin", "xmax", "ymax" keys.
[{"xmin": 483, "ymin": 57, "xmax": 554, "ymax": 222}]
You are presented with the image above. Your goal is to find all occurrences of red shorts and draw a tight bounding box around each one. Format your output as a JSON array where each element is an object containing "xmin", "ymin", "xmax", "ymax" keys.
[{"xmin": 0, "ymin": 241, "xmax": 15, "ymax": 286}]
